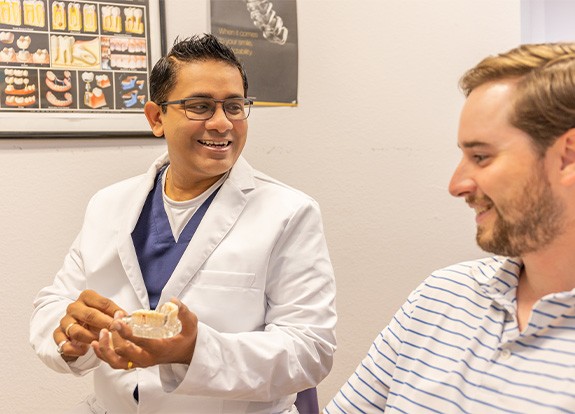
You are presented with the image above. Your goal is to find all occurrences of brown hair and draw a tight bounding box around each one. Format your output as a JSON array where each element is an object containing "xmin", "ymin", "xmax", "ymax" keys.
[{"xmin": 460, "ymin": 43, "xmax": 575, "ymax": 154}]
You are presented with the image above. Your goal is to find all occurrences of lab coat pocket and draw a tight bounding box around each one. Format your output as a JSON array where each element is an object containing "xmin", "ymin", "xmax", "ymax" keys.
[{"xmin": 187, "ymin": 270, "xmax": 262, "ymax": 332}]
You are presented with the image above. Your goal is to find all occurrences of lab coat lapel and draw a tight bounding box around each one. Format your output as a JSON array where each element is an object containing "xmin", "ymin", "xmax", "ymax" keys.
[
  {"xmin": 158, "ymin": 157, "xmax": 254, "ymax": 304},
  {"xmin": 117, "ymin": 154, "xmax": 170, "ymax": 309}
]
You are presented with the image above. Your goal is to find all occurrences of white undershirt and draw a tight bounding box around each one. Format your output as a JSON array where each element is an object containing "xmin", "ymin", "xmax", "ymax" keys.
[{"xmin": 161, "ymin": 166, "xmax": 228, "ymax": 242}]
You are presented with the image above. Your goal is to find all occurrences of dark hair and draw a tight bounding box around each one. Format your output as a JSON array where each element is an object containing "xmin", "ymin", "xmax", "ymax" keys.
[
  {"xmin": 149, "ymin": 34, "xmax": 248, "ymax": 107},
  {"xmin": 459, "ymin": 43, "xmax": 575, "ymax": 155}
]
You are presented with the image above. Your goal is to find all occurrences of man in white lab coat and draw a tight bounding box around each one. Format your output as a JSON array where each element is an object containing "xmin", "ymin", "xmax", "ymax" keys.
[{"xmin": 30, "ymin": 34, "xmax": 336, "ymax": 414}]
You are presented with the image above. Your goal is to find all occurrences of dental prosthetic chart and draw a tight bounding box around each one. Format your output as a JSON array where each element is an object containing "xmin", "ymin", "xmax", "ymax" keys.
[
  {"xmin": 0, "ymin": 0, "xmax": 151, "ymax": 112},
  {"xmin": 325, "ymin": 43, "xmax": 575, "ymax": 413},
  {"xmin": 30, "ymin": 34, "xmax": 337, "ymax": 414}
]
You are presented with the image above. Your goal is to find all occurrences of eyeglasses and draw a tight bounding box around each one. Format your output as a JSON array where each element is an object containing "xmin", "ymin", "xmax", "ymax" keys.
[{"xmin": 159, "ymin": 97, "xmax": 253, "ymax": 121}]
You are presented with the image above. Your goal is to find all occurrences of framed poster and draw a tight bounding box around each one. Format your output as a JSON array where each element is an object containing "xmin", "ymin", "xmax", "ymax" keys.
[
  {"xmin": 0, "ymin": 0, "xmax": 165, "ymax": 138},
  {"xmin": 210, "ymin": 0, "xmax": 298, "ymax": 107}
]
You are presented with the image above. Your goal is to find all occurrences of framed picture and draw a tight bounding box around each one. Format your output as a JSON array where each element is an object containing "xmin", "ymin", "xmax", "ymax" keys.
[{"xmin": 0, "ymin": 0, "xmax": 165, "ymax": 138}]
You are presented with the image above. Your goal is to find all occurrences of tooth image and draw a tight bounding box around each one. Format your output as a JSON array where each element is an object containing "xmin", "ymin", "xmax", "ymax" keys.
[
  {"xmin": 50, "ymin": 35, "xmax": 59, "ymax": 64},
  {"xmin": 35, "ymin": 0, "xmax": 45, "ymax": 27}
]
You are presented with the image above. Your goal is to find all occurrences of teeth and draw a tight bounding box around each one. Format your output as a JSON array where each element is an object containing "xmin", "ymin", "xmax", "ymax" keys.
[
  {"xmin": 475, "ymin": 206, "xmax": 490, "ymax": 214},
  {"xmin": 199, "ymin": 140, "xmax": 229, "ymax": 147}
]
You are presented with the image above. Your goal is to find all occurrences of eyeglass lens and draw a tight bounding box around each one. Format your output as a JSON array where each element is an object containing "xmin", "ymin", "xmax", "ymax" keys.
[{"xmin": 184, "ymin": 98, "xmax": 250, "ymax": 120}]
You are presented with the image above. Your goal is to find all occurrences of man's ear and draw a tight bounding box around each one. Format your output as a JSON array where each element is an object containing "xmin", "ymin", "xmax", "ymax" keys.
[
  {"xmin": 559, "ymin": 129, "xmax": 575, "ymax": 186},
  {"xmin": 144, "ymin": 101, "xmax": 165, "ymax": 138}
]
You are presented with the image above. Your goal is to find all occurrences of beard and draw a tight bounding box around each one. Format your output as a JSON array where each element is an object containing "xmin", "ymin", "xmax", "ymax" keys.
[{"xmin": 468, "ymin": 166, "xmax": 565, "ymax": 257}]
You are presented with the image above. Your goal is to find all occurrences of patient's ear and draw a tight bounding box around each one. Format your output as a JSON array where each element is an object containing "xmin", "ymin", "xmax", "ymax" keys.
[
  {"xmin": 144, "ymin": 101, "xmax": 165, "ymax": 138},
  {"xmin": 559, "ymin": 130, "xmax": 575, "ymax": 186}
]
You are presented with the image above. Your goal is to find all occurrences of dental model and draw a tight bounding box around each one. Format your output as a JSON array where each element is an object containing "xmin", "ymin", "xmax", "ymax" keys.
[
  {"xmin": 0, "ymin": 31, "xmax": 14, "ymax": 44},
  {"xmin": 46, "ymin": 90, "xmax": 73, "ymax": 107},
  {"xmin": 0, "ymin": 46, "xmax": 15, "ymax": 62},
  {"xmin": 16, "ymin": 35, "xmax": 30, "ymax": 49},
  {"xmin": 16, "ymin": 48, "xmax": 30, "ymax": 62},
  {"xmin": 84, "ymin": 87, "xmax": 106, "ymax": 108},
  {"xmin": 83, "ymin": 4, "xmax": 97, "ymax": 32},
  {"xmin": 102, "ymin": 5, "xmax": 121, "ymax": 33},
  {"xmin": 73, "ymin": 39, "xmax": 98, "ymax": 65},
  {"xmin": 121, "ymin": 302, "xmax": 181, "ymax": 339},
  {"xmin": 23, "ymin": 0, "xmax": 45, "ymax": 27},
  {"xmin": 95, "ymin": 74, "xmax": 110, "ymax": 88},
  {"xmin": 0, "ymin": 0, "xmax": 22, "ymax": 26},
  {"xmin": 52, "ymin": 1, "xmax": 66, "ymax": 30},
  {"xmin": 244, "ymin": 0, "xmax": 288, "ymax": 45},
  {"xmin": 5, "ymin": 77, "xmax": 35, "ymax": 95},
  {"xmin": 124, "ymin": 7, "xmax": 144, "ymax": 34},
  {"xmin": 51, "ymin": 35, "xmax": 98, "ymax": 66},
  {"xmin": 51, "ymin": 34, "xmax": 73, "ymax": 65},
  {"xmin": 4, "ymin": 66, "xmax": 37, "ymax": 107},
  {"xmin": 32, "ymin": 48, "xmax": 48, "ymax": 64},
  {"xmin": 45, "ymin": 70, "xmax": 72, "ymax": 92},
  {"xmin": 5, "ymin": 95, "xmax": 36, "ymax": 107},
  {"xmin": 67, "ymin": 2, "xmax": 81, "ymax": 31}
]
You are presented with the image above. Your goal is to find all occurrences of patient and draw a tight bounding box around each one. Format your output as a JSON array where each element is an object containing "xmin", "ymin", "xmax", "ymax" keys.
[{"xmin": 325, "ymin": 42, "xmax": 575, "ymax": 413}]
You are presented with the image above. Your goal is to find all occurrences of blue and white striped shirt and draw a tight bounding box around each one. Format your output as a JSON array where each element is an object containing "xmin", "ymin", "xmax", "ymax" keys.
[{"xmin": 325, "ymin": 256, "xmax": 575, "ymax": 413}]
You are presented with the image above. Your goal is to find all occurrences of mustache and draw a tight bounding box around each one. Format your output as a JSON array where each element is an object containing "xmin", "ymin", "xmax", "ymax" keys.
[{"xmin": 465, "ymin": 194, "xmax": 492, "ymax": 206}]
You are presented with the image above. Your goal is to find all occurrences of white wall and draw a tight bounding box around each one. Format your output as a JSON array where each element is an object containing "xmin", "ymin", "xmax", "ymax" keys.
[{"xmin": 1, "ymin": 1, "xmax": 521, "ymax": 412}]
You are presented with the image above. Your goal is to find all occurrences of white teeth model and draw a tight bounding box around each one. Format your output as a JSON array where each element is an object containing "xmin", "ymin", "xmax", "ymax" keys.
[
  {"xmin": 45, "ymin": 71, "xmax": 72, "ymax": 92},
  {"xmin": 32, "ymin": 48, "xmax": 48, "ymax": 63},
  {"xmin": 52, "ymin": 1, "xmax": 66, "ymax": 30},
  {"xmin": 0, "ymin": 47, "xmax": 15, "ymax": 62},
  {"xmin": 23, "ymin": 0, "xmax": 45, "ymax": 27},
  {"xmin": 16, "ymin": 35, "xmax": 31, "ymax": 50},
  {"xmin": 17, "ymin": 49, "xmax": 31, "ymax": 62},
  {"xmin": 81, "ymin": 71, "xmax": 94, "ymax": 83},
  {"xmin": 46, "ymin": 91, "xmax": 73, "ymax": 107},
  {"xmin": 0, "ymin": 31, "xmax": 14, "ymax": 44},
  {"xmin": 83, "ymin": 4, "xmax": 96, "ymax": 32}
]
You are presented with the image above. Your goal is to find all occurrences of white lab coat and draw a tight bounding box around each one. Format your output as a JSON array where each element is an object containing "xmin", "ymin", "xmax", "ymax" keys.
[{"xmin": 30, "ymin": 153, "xmax": 337, "ymax": 414}]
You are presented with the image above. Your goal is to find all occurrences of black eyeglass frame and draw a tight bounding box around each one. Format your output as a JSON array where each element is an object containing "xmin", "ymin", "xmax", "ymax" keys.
[{"xmin": 158, "ymin": 97, "xmax": 254, "ymax": 121}]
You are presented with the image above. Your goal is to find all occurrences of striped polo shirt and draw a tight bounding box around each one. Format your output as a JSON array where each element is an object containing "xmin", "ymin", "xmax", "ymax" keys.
[{"xmin": 324, "ymin": 256, "xmax": 575, "ymax": 413}]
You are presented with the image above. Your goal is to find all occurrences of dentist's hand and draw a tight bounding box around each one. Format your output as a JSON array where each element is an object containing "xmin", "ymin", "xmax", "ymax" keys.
[
  {"xmin": 54, "ymin": 290, "xmax": 124, "ymax": 362},
  {"xmin": 91, "ymin": 298, "xmax": 198, "ymax": 370}
]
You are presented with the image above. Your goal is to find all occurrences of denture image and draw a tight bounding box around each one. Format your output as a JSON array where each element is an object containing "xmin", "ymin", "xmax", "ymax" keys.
[
  {"xmin": 46, "ymin": 90, "xmax": 73, "ymax": 107},
  {"xmin": 45, "ymin": 70, "xmax": 72, "ymax": 92},
  {"xmin": 5, "ymin": 95, "xmax": 36, "ymax": 107},
  {"xmin": 5, "ymin": 79, "xmax": 36, "ymax": 95},
  {"xmin": 4, "ymin": 66, "xmax": 37, "ymax": 107}
]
